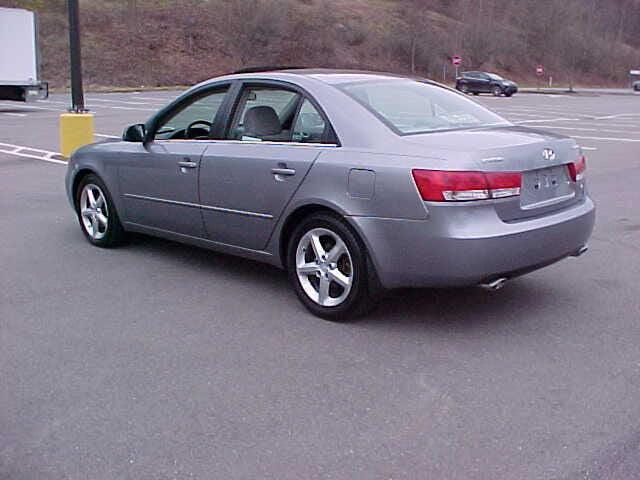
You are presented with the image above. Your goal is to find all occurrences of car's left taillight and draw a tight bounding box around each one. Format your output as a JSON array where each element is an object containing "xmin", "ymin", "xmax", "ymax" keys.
[{"xmin": 412, "ymin": 169, "xmax": 522, "ymax": 202}]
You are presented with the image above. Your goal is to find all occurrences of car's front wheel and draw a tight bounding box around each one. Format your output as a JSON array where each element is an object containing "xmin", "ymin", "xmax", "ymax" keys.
[
  {"xmin": 287, "ymin": 213, "xmax": 374, "ymax": 321},
  {"xmin": 75, "ymin": 174, "xmax": 126, "ymax": 247},
  {"xmin": 492, "ymin": 85, "xmax": 503, "ymax": 96}
]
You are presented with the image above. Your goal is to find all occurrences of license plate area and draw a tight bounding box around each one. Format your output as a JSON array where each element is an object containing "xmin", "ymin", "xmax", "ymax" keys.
[{"xmin": 521, "ymin": 165, "xmax": 574, "ymax": 209}]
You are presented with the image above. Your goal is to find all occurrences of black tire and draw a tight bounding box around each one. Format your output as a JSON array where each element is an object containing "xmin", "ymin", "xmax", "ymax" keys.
[
  {"xmin": 472, "ymin": 92, "xmax": 479, "ymax": 96},
  {"xmin": 287, "ymin": 212, "xmax": 375, "ymax": 321},
  {"xmin": 492, "ymin": 85, "xmax": 503, "ymax": 96},
  {"xmin": 504, "ymin": 91, "xmax": 513, "ymax": 97},
  {"xmin": 75, "ymin": 173, "xmax": 126, "ymax": 247},
  {"xmin": 460, "ymin": 84, "xmax": 469, "ymax": 94}
]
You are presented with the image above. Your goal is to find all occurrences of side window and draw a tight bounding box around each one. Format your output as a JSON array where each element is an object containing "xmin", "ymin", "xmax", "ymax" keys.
[
  {"xmin": 155, "ymin": 87, "xmax": 228, "ymax": 140},
  {"xmin": 292, "ymin": 99, "xmax": 326, "ymax": 144},
  {"xmin": 229, "ymin": 87, "xmax": 301, "ymax": 142}
]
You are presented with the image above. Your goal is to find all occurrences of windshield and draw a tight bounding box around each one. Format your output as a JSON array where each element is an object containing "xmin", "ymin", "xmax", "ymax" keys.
[
  {"xmin": 338, "ymin": 80, "xmax": 510, "ymax": 135},
  {"xmin": 487, "ymin": 73, "xmax": 504, "ymax": 81}
]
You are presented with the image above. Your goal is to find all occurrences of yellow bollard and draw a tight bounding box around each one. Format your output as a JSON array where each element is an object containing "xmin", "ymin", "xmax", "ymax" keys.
[{"xmin": 59, "ymin": 112, "xmax": 94, "ymax": 158}]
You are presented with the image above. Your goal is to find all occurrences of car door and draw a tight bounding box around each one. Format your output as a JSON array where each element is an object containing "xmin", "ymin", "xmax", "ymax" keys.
[
  {"xmin": 118, "ymin": 85, "xmax": 230, "ymax": 237},
  {"xmin": 198, "ymin": 84, "xmax": 338, "ymax": 251},
  {"xmin": 463, "ymin": 72, "xmax": 477, "ymax": 91},
  {"xmin": 476, "ymin": 73, "xmax": 492, "ymax": 93}
]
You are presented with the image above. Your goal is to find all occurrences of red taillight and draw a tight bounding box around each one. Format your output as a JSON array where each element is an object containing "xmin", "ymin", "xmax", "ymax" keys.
[
  {"xmin": 412, "ymin": 170, "xmax": 521, "ymax": 202},
  {"xmin": 568, "ymin": 155, "xmax": 586, "ymax": 182}
]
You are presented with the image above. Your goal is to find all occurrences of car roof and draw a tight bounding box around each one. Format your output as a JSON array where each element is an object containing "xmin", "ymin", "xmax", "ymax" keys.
[{"xmin": 197, "ymin": 68, "xmax": 416, "ymax": 87}]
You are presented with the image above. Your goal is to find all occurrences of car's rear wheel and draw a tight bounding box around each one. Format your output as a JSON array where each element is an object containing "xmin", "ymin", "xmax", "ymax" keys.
[
  {"xmin": 287, "ymin": 213, "xmax": 374, "ymax": 321},
  {"xmin": 75, "ymin": 174, "xmax": 125, "ymax": 247},
  {"xmin": 492, "ymin": 85, "xmax": 503, "ymax": 96}
]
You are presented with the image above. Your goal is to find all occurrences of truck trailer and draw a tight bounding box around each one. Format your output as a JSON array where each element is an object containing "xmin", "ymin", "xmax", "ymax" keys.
[{"xmin": 0, "ymin": 7, "xmax": 48, "ymax": 102}]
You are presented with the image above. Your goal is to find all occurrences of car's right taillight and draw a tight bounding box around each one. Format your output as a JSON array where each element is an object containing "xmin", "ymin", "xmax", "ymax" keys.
[
  {"xmin": 412, "ymin": 169, "xmax": 521, "ymax": 202},
  {"xmin": 568, "ymin": 155, "xmax": 586, "ymax": 182}
]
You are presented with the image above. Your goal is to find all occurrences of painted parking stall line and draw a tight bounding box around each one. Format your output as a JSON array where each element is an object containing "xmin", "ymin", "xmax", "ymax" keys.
[
  {"xmin": 0, "ymin": 102, "xmax": 58, "ymax": 111},
  {"xmin": 569, "ymin": 135, "xmax": 640, "ymax": 143},
  {"xmin": 533, "ymin": 125, "xmax": 640, "ymax": 135},
  {"xmin": 0, "ymin": 142, "xmax": 66, "ymax": 164}
]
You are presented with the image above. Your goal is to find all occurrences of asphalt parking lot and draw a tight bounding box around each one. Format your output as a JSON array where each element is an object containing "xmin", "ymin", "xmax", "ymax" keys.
[{"xmin": 1, "ymin": 90, "xmax": 640, "ymax": 479}]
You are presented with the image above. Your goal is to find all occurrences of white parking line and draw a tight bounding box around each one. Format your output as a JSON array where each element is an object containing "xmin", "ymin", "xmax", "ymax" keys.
[
  {"xmin": 594, "ymin": 113, "xmax": 640, "ymax": 120},
  {"xmin": 106, "ymin": 105, "xmax": 157, "ymax": 112},
  {"xmin": 37, "ymin": 99, "xmax": 68, "ymax": 105},
  {"xmin": 0, "ymin": 142, "xmax": 66, "ymax": 164},
  {"xmin": 570, "ymin": 135, "xmax": 640, "ymax": 143},
  {"xmin": 516, "ymin": 117, "xmax": 582, "ymax": 124},
  {"xmin": 1, "ymin": 112, "xmax": 27, "ymax": 117},
  {"xmin": 87, "ymin": 98, "xmax": 163, "ymax": 107},
  {"xmin": 497, "ymin": 112, "xmax": 554, "ymax": 118},
  {"xmin": 134, "ymin": 96, "xmax": 164, "ymax": 100},
  {"xmin": 574, "ymin": 121, "xmax": 640, "ymax": 129},
  {"xmin": 95, "ymin": 133, "xmax": 120, "ymax": 139},
  {"xmin": 532, "ymin": 125, "xmax": 640, "ymax": 135},
  {"xmin": 0, "ymin": 102, "xmax": 58, "ymax": 111}
]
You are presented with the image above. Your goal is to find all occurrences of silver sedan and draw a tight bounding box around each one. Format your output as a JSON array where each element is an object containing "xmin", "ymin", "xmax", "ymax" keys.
[{"xmin": 65, "ymin": 69, "xmax": 595, "ymax": 320}]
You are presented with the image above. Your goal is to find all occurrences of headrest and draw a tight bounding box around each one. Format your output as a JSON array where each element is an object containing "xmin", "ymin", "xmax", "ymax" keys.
[{"xmin": 244, "ymin": 106, "xmax": 282, "ymax": 137}]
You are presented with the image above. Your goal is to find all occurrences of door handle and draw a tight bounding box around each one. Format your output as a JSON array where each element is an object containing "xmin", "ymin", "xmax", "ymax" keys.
[
  {"xmin": 178, "ymin": 160, "xmax": 197, "ymax": 169},
  {"xmin": 271, "ymin": 167, "xmax": 296, "ymax": 176}
]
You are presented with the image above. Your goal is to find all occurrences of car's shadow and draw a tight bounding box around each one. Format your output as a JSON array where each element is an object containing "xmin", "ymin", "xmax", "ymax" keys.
[
  {"xmin": 123, "ymin": 233, "xmax": 558, "ymax": 329},
  {"xmin": 363, "ymin": 281, "xmax": 552, "ymax": 330}
]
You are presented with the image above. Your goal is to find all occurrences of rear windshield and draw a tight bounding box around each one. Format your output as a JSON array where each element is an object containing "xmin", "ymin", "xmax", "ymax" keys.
[{"xmin": 337, "ymin": 80, "xmax": 509, "ymax": 135}]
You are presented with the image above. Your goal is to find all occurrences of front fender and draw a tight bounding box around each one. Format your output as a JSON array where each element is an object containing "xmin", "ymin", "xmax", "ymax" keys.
[{"xmin": 65, "ymin": 141, "xmax": 125, "ymax": 216}]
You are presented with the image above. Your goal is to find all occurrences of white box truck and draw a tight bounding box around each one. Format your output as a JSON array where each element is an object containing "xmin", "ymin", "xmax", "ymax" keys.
[{"xmin": 0, "ymin": 7, "xmax": 48, "ymax": 101}]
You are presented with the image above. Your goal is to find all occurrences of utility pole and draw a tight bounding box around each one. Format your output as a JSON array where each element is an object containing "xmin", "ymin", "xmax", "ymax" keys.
[
  {"xmin": 60, "ymin": 0, "xmax": 94, "ymax": 157},
  {"xmin": 67, "ymin": 0, "xmax": 85, "ymax": 112}
]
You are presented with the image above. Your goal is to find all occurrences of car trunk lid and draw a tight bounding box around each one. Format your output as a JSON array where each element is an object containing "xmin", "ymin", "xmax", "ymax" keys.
[{"xmin": 403, "ymin": 126, "xmax": 586, "ymax": 221}]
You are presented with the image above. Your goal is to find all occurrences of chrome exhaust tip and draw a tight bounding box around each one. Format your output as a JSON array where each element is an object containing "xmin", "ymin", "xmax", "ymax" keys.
[
  {"xmin": 480, "ymin": 277, "xmax": 508, "ymax": 291},
  {"xmin": 572, "ymin": 245, "xmax": 589, "ymax": 257}
]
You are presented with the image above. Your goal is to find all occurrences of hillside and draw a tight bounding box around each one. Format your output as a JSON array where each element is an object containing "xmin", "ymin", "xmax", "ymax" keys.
[{"xmin": 3, "ymin": 0, "xmax": 640, "ymax": 89}]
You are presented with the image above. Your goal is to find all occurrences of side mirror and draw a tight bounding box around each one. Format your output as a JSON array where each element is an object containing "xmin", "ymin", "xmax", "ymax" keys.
[{"xmin": 123, "ymin": 124, "xmax": 146, "ymax": 142}]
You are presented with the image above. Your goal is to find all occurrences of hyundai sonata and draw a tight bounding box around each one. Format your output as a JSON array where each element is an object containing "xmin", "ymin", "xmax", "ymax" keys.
[{"xmin": 65, "ymin": 68, "xmax": 595, "ymax": 320}]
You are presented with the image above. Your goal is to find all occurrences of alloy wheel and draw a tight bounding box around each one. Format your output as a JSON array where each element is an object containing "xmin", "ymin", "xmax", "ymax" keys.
[
  {"xmin": 295, "ymin": 227, "xmax": 353, "ymax": 307},
  {"xmin": 79, "ymin": 183, "xmax": 109, "ymax": 240}
]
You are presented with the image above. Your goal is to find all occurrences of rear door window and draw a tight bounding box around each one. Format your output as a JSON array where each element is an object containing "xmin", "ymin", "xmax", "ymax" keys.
[{"xmin": 229, "ymin": 87, "xmax": 301, "ymax": 142}]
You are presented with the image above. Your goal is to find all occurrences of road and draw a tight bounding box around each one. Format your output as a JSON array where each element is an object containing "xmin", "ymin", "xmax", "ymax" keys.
[{"xmin": 1, "ymin": 90, "xmax": 640, "ymax": 479}]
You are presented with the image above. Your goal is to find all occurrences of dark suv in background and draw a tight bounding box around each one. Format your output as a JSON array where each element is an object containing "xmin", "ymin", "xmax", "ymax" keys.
[{"xmin": 456, "ymin": 71, "xmax": 518, "ymax": 97}]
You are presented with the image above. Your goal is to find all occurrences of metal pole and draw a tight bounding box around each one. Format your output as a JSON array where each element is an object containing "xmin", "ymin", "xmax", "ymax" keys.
[{"xmin": 67, "ymin": 0, "xmax": 85, "ymax": 112}]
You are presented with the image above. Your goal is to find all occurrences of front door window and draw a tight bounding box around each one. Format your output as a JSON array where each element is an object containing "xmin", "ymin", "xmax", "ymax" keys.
[{"xmin": 155, "ymin": 88, "xmax": 229, "ymax": 140}]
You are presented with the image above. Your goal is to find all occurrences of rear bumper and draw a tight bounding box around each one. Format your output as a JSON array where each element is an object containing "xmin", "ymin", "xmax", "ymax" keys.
[
  {"xmin": 0, "ymin": 82, "xmax": 48, "ymax": 102},
  {"xmin": 349, "ymin": 197, "xmax": 595, "ymax": 289}
]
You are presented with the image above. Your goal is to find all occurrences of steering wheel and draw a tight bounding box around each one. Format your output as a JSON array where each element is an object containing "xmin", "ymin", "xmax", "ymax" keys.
[{"xmin": 185, "ymin": 120, "xmax": 212, "ymax": 139}]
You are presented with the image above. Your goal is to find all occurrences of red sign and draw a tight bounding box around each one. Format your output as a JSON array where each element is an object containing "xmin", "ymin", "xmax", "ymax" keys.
[
  {"xmin": 536, "ymin": 65, "xmax": 544, "ymax": 76},
  {"xmin": 452, "ymin": 55, "xmax": 462, "ymax": 66}
]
